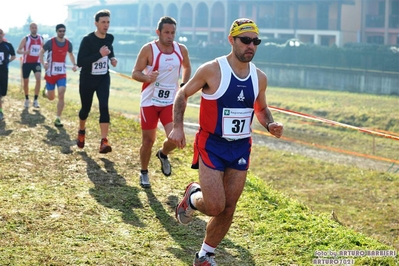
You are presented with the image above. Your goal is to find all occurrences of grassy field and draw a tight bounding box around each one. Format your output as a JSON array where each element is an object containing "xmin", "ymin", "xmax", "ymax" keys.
[{"xmin": 1, "ymin": 65, "xmax": 398, "ymax": 265}]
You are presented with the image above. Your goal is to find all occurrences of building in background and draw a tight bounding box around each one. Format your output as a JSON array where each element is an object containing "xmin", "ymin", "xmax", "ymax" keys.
[
  {"xmin": 361, "ymin": 0, "xmax": 399, "ymax": 45},
  {"xmin": 65, "ymin": 0, "xmax": 399, "ymax": 47}
]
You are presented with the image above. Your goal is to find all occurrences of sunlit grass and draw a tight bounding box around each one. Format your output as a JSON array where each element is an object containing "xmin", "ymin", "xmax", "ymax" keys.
[{"xmin": 1, "ymin": 88, "xmax": 397, "ymax": 265}]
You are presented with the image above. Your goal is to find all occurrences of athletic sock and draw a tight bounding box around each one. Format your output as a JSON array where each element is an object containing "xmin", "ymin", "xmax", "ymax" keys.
[
  {"xmin": 25, "ymin": 95, "xmax": 29, "ymax": 100},
  {"xmin": 34, "ymin": 95, "xmax": 38, "ymax": 100},
  {"xmin": 158, "ymin": 150, "xmax": 167, "ymax": 159},
  {"xmin": 189, "ymin": 192, "xmax": 199, "ymax": 210},
  {"xmin": 198, "ymin": 241, "xmax": 216, "ymax": 258}
]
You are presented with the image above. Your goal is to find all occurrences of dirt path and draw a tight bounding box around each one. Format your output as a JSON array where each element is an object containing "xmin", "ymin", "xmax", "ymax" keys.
[
  {"xmin": 184, "ymin": 124, "xmax": 397, "ymax": 174},
  {"xmin": 252, "ymin": 134, "xmax": 397, "ymax": 173}
]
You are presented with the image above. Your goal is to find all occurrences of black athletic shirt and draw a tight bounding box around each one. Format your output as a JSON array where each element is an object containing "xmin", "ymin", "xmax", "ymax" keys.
[
  {"xmin": 0, "ymin": 41, "xmax": 16, "ymax": 71},
  {"xmin": 77, "ymin": 32, "xmax": 115, "ymax": 77}
]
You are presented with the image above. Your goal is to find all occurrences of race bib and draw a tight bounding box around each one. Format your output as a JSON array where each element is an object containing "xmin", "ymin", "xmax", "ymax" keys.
[
  {"xmin": 29, "ymin": 45, "xmax": 40, "ymax": 56},
  {"xmin": 0, "ymin": 52, "xmax": 4, "ymax": 61},
  {"xmin": 151, "ymin": 82, "xmax": 176, "ymax": 106},
  {"xmin": 51, "ymin": 62, "xmax": 66, "ymax": 75},
  {"xmin": 91, "ymin": 56, "xmax": 108, "ymax": 75},
  {"xmin": 222, "ymin": 108, "xmax": 253, "ymax": 140}
]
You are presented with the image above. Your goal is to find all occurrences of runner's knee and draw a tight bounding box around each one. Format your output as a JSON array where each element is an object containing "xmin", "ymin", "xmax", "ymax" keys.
[{"xmin": 79, "ymin": 109, "xmax": 89, "ymax": 120}]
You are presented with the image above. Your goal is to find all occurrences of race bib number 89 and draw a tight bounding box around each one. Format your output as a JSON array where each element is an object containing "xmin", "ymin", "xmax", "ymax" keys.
[{"xmin": 151, "ymin": 82, "xmax": 175, "ymax": 106}]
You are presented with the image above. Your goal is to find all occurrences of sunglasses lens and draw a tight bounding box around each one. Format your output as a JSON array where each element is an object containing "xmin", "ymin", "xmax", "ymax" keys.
[
  {"xmin": 237, "ymin": 37, "xmax": 261, "ymax": 46},
  {"xmin": 253, "ymin": 39, "xmax": 261, "ymax": 46},
  {"xmin": 240, "ymin": 37, "xmax": 252, "ymax": 44}
]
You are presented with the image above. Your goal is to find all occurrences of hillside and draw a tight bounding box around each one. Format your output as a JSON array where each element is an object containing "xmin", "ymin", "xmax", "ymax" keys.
[{"xmin": 0, "ymin": 88, "xmax": 398, "ymax": 265}]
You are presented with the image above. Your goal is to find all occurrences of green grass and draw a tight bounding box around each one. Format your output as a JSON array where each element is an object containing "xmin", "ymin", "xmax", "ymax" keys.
[{"xmin": 1, "ymin": 66, "xmax": 398, "ymax": 265}]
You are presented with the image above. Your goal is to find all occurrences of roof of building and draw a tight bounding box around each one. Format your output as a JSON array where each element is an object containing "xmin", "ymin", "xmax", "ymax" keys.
[{"xmin": 67, "ymin": 0, "xmax": 138, "ymax": 9}]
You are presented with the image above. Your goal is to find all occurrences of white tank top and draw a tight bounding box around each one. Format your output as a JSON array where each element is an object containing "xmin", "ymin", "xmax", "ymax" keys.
[{"xmin": 140, "ymin": 41, "xmax": 183, "ymax": 107}]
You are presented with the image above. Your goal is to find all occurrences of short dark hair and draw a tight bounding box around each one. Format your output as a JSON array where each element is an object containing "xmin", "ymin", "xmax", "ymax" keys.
[
  {"xmin": 56, "ymin": 24, "xmax": 66, "ymax": 31},
  {"xmin": 95, "ymin": 9, "xmax": 111, "ymax": 22},
  {"xmin": 157, "ymin": 16, "xmax": 177, "ymax": 31}
]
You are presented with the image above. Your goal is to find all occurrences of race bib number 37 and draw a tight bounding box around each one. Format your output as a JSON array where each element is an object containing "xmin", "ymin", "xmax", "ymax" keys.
[{"xmin": 222, "ymin": 108, "xmax": 253, "ymax": 139}]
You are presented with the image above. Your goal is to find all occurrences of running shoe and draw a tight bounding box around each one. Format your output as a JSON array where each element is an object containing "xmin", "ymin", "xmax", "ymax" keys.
[
  {"xmin": 99, "ymin": 138, "xmax": 112, "ymax": 154},
  {"xmin": 76, "ymin": 129, "xmax": 85, "ymax": 149},
  {"xmin": 156, "ymin": 149, "xmax": 171, "ymax": 176},
  {"xmin": 33, "ymin": 100, "xmax": 40, "ymax": 108},
  {"xmin": 0, "ymin": 112, "xmax": 3, "ymax": 121},
  {"xmin": 175, "ymin": 182, "xmax": 201, "ymax": 225},
  {"xmin": 193, "ymin": 252, "xmax": 218, "ymax": 266},
  {"xmin": 24, "ymin": 99, "xmax": 30, "ymax": 108},
  {"xmin": 139, "ymin": 172, "xmax": 151, "ymax": 188},
  {"xmin": 54, "ymin": 118, "xmax": 63, "ymax": 127}
]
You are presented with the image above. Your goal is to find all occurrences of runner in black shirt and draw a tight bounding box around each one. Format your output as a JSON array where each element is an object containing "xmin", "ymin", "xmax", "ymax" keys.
[
  {"xmin": 0, "ymin": 28, "xmax": 16, "ymax": 120},
  {"xmin": 76, "ymin": 9, "xmax": 118, "ymax": 153}
]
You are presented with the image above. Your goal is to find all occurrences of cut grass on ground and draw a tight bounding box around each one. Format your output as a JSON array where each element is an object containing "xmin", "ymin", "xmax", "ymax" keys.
[{"xmin": 0, "ymin": 87, "xmax": 398, "ymax": 265}]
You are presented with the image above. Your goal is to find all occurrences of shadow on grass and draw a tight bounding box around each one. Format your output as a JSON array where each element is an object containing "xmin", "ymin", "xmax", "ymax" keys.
[
  {"xmin": 43, "ymin": 125, "xmax": 74, "ymax": 154},
  {"xmin": 143, "ymin": 189, "xmax": 256, "ymax": 265},
  {"xmin": 0, "ymin": 120, "xmax": 13, "ymax": 136},
  {"xmin": 19, "ymin": 108, "xmax": 45, "ymax": 127},
  {"xmin": 79, "ymin": 152, "xmax": 145, "ymax": 227}
]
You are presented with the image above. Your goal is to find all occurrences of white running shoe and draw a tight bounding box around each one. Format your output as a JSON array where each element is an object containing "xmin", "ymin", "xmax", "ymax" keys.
[
  {"xmin": 140, "ymin": 172, "xmax": 151, "ymax": 188},
  {"xmin": 24, "ymin": 99, "xmax": 30, "ymax": 108},
  {"xmin": 156, "ymin": 149, "xmax": 171, "ymax": 176},
  {"xmin": 33, "ymin": 100, "xmax": 40, "ymax": 108}
]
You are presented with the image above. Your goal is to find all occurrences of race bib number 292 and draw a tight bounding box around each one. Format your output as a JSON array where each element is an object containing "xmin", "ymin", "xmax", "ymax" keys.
[{"xmin": 91, "ymin": 56, "xmax": 108, "ymax": 75}]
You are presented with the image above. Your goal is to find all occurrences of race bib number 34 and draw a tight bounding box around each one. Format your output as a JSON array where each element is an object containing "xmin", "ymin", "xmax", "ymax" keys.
[{"xmin": 222, "ymin": 108, "xmax": 253, "ymax": 139}]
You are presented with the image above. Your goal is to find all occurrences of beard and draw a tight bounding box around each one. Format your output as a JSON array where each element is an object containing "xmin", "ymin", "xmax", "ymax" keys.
[{"xmin": 234, "ymin": 49, "xmax": 255, "ymax": 63}]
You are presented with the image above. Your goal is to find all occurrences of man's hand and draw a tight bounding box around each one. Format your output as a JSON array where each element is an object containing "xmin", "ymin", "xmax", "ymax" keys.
[
  {"xmin": 268, "ymin": 122, "xmax": 284, "ymax": 138},
  {"xmin": 147, "ymin": 70, "xmax": 159, "ymax": 83},
  {"xmin": 100, "ymin": 45, "xmax": 110, "ymax": 57},
  {"xmin": 110, "ymin": 57, "xmax": 117, "ymax": 67},
  {"xmin": 168, "ymin": 128, "xmax": 186, "ymax": 149}
]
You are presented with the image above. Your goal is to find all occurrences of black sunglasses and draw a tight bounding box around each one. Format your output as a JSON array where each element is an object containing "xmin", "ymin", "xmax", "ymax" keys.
[{"xmin": 234, "ymin": 36, "xmax": 262, "ymax": 46}]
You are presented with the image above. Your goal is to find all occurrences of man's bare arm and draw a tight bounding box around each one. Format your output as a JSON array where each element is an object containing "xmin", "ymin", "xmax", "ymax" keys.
[{"xmin": 16, "ymin": 37, "xmax": 27, "ymax": 54}]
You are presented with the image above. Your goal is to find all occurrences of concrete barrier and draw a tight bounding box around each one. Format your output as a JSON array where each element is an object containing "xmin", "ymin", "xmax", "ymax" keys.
[{"xmin": 107, "ymin": 54, "xmax": 399, "ymax": 96}]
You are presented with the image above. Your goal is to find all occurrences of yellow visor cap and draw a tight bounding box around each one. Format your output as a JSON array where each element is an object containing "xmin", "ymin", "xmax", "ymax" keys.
[{"xmin": 230, "ymin": 18, "xmax": 259, "ymax": 37}]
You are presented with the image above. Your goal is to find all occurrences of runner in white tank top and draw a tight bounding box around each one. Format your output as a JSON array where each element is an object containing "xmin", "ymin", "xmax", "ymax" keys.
[
  {"xmin": 140, "ymin": 41, "xmax": 183, "ymax": 107},
  {"xmin": 132, "ymin": 16, "xmax": 192, "ymax": 188}
]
